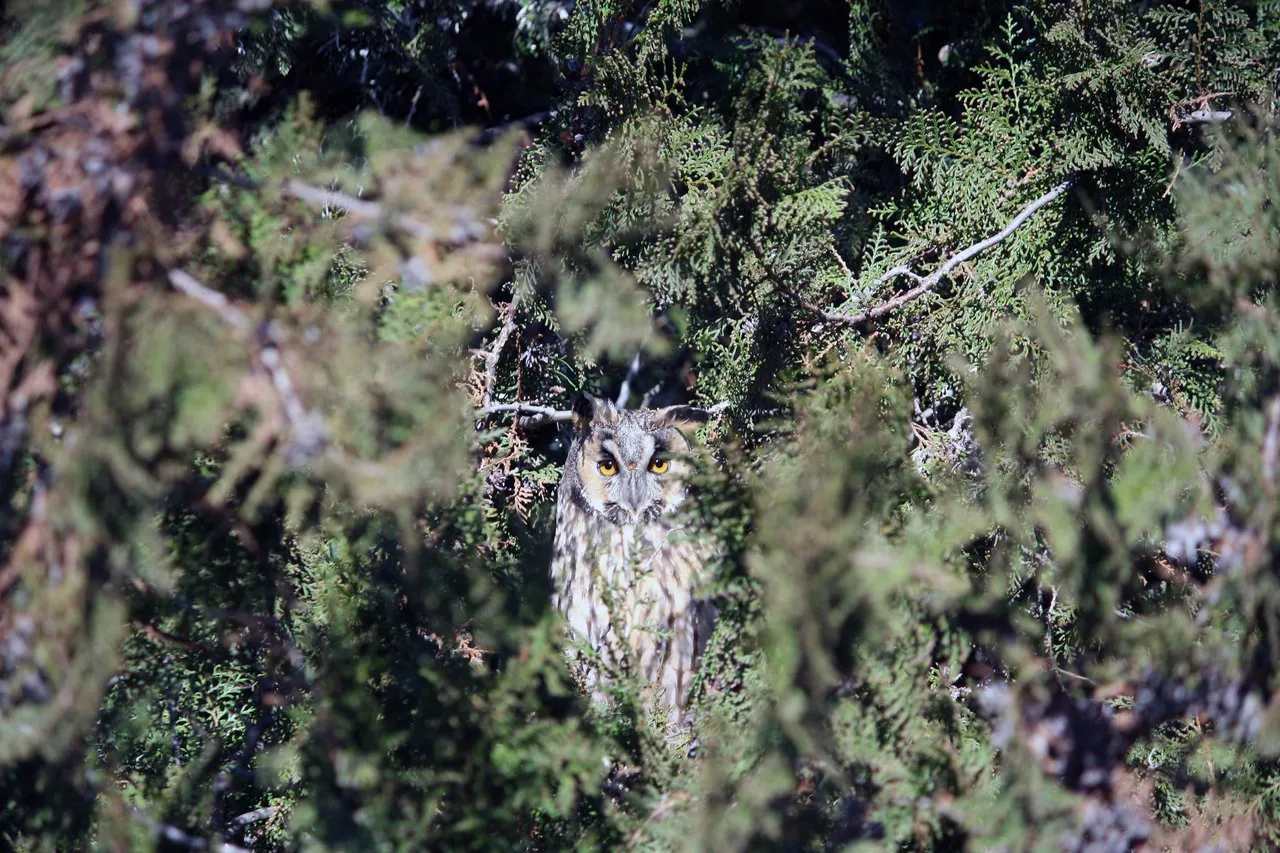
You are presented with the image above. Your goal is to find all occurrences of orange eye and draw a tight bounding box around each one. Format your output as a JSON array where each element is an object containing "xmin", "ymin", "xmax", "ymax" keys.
[
  {"xmin": 598, "ymin": 458, "xmax": 618, "ymax": 476},
  {"xmin": 648, "ymin": 457, "xmax": 669, "ymax": 474}
]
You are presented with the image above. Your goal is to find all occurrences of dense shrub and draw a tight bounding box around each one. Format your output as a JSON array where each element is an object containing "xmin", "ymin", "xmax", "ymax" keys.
[{"xmin": 1, "ymin": 0, "xmax": 1279, "ymax": 850}]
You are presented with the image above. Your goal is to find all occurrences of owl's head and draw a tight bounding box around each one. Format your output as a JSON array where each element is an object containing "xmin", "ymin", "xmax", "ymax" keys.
[{"xmin": 563, "ymin": 395, "xmax": 710, "ymax": 526}]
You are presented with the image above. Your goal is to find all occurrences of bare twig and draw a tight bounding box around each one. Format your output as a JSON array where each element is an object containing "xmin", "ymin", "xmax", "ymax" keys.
[
  {"xmin": 231, "ymin": 806, "xmax": 278, "ymax": 828},
  {"xmin": 615, "ymin": 339, "xmax": 647, "ymax": 409},
  {"xmin": 829, "ymin": 243, "xmax": 855, "ymax": 280},
  {"xmin": 283, "ymin": 180, "xmax": 439, "ymax": 242},
  {"xmin": 477, "ymin": 399, "xmax": 731, "ymax": 429},
  {"xmin": 1057, "ymin": 668, "xmax": 1096, "ymax": 684},
  {"xmin": 168, "ymin": 269, "xmax": 327, "ymax": 462},
  {"xmin": 1185, "ymin": 108, "xmax": 1233, "ymax": 124},
  {"xmin": 822, "ymin": 179, "xmax": 1075, "ymax": 328},
  {"xmin": 752, "ymin": 28, "xmax": 846, "ymax": 66},
  {"xmin": 1044, "ymin": 585, "xmax": 1062, "ymax": 685},
  {"xmin": 1163, "ymin": 156, "xmax": 1185, "ymax": 198},
  {"xmin": 405, "ymin": 85, "xmax": 423, "ymax": 126},
  {"xmin": 168, "ymin": 269, "xmax": 250, "ymax": 331},
  {"xmin": 132, "ymin": 619, "xmax": 208, "ymax": 653},
  {"xmin": 640, "ymin": 381, "xmax": 664, "ymax": 409},
  {"xmin": 1262, "ymin": 395, "xmax": 1280, "ymax": 489},
  {"xmin": 259, "ymin": 340, "xmax": 327, "ymax": 463},
  {"xmin": 132, "ymin": 809, "xmax": 249, "ymax": 853},
  {"xmin": 481, "ymin": 292, "xmax": 521, "ymax": 407},
  {"xmin": 1169, "ymin": 92, "xmax": 1236, "ymax": 130},
  {"xmin": 479, "ymin": 402, "xmax": 575, "ymax": 425},
  {"xmin": 875, "ymin": 264, "xmax": 925, "ymax": 286},
  {"xmin": 283, "ymin": 179, "xmax": 385, "ymax": 220}
]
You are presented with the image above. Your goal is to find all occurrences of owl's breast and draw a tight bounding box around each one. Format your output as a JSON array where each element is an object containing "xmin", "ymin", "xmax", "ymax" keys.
[{"xmin": 550, "ymin": 494, "xmax": 706, "ymax": 645}]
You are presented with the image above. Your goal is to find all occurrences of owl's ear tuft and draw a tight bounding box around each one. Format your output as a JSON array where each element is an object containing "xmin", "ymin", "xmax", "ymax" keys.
[
  {"xmin": 652, "ymin": 405, "xmax": 711, "ymax": 435},
  {"xmin": 572, "ymin": 394, "xmax": 617, "ymax": 431}
]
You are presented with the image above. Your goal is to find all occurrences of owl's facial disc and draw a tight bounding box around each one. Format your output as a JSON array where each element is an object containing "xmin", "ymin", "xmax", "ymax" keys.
[
  {"xmin": 601, "ymin": 454, "xmax": 661, "ymax": 521},
  {"xmin": 574, "ymin": 409, "xmax": 691, "ymax": 525},
  {"xmin": 594, "ymin": 439, "xmax": 664, "ymax": 523}
]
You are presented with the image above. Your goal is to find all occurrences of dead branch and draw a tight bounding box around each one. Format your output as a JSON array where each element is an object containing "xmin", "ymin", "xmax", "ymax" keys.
[
  {"xmin": 478, "ymin": 402, "xmax": 575, "ymax": 427},
  {"xmin": 822, "ymin": 178, "xmax": 1075, "ymax": 328}
]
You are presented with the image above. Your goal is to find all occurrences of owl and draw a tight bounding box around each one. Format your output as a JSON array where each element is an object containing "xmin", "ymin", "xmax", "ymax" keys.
[{"xmin": 551, "ymin": 395, "xmax": 717, "ymax": 734}]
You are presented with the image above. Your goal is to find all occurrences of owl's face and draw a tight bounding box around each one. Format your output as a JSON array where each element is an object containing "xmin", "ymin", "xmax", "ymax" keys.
[{"xmin": 565, "ymin": 396, "xmax": 707, "ymax": 526}]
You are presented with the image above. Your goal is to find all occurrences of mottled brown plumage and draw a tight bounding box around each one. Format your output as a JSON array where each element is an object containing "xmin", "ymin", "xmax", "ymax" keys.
[{"xmin": 550, "ymin": 395, "xmax": 716, "ymax": 733}]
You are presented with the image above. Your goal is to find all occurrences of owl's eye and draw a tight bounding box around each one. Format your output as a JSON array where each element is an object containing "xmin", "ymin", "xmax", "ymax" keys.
[
  {"xmin": 598, "ymin": 458, "xmax": 618, "ymax": 476},
  {"xmin": 648, "ymin": 457, "xmax": 669, "ymax": 474}
]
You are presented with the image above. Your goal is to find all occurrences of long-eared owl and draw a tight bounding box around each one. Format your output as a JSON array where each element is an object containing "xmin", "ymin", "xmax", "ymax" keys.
[{"xmin": 550, "ymin": 395, "xmax": 717, "ymax": 733}]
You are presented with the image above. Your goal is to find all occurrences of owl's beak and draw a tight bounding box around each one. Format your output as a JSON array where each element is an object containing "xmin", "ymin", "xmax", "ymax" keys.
[{"xmin": 617, "ymin": 474, "xmax": 649, "ymax": 517}]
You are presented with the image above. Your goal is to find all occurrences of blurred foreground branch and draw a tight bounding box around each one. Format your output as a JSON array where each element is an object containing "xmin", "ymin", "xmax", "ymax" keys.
[
  {"xmin": 132, "ymin": 809, "xmax": 250, "ymax": 853},
  {"xmin": 167, "ymin": 270, "xmax": 326, "ymax": 462},
  {"xmin": 283, "ymin": 179, "xmax": 487, "ymax": 245},
  {"xmin": 615, "ymin": 339, "xmax": 648, "ymax": 409}
]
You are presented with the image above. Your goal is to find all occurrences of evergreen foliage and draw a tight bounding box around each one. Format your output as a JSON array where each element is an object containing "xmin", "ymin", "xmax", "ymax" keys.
[{"xmin": 1, "ymin": 0, "xmax": 1280, "ymax": 850}]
